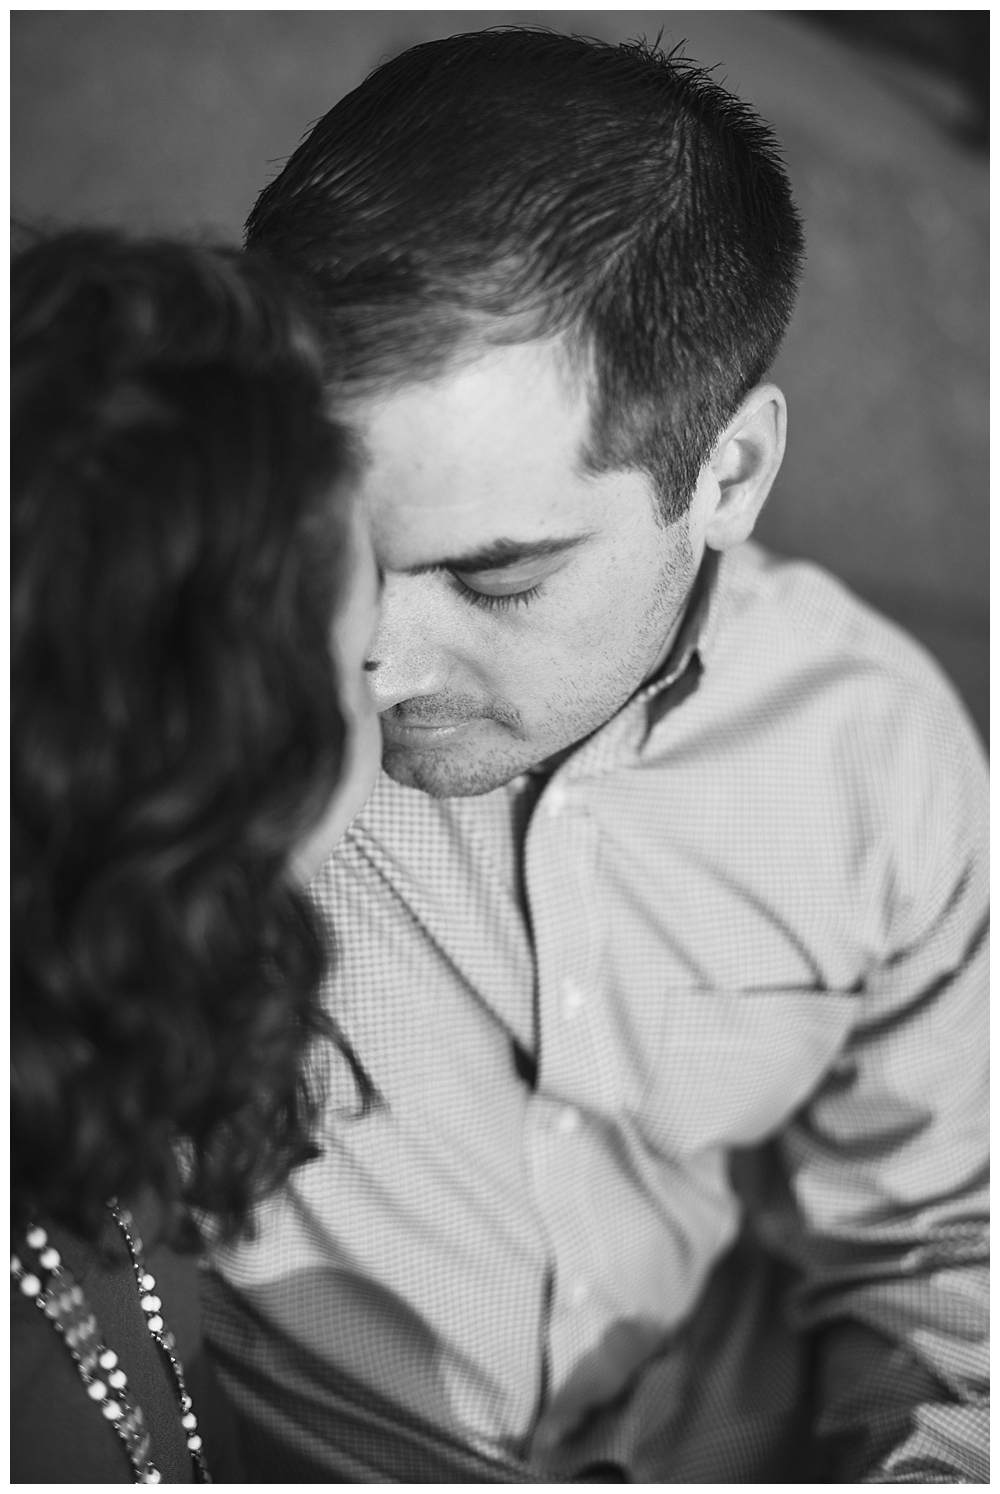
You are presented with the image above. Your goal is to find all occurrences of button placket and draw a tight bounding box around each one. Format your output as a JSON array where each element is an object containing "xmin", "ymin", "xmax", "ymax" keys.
[
  {"xmin": 524, "ymin": 1096, "xmax": 596, "ymax": 1331},
  {"xmin": 520, "ymin": 792, "xmax": 609, "ymax": 1357},
  {"xmin": 527, "ymin": 803, "xmax": 620, "ymax": 1113}
]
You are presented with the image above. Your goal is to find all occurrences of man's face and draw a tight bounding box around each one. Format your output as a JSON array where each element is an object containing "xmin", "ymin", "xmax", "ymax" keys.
[{"xmin": 352, "ymin": 340, "xmax": 703, "ymax": 797}]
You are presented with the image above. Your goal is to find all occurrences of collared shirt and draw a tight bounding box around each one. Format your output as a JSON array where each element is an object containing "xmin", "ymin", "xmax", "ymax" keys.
[{"xmin": 207, "ymin": 540, "xmax": 989, "ymax": 1481}]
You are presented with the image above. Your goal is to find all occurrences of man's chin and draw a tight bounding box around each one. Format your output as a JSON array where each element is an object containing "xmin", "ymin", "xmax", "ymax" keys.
[{"xmin": 381, "ymin": 742, "xmax": 527, "ymax": 798}]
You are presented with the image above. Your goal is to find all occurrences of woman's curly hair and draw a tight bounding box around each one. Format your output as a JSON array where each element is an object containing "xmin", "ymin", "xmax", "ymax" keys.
[{"xmin": 12, "ymin": 230, "xmax": 373, "ymax": 1246}]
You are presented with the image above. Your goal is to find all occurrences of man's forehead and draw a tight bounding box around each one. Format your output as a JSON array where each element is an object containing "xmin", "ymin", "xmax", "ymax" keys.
[
  {"xmin": 338, "ymin": 339, "xmax": 640, "ymax": 572},
  {"xmin": 362, "ymin": 465, "xmax": 597, "ymax": 569},
  {"xmin": 344, "ymin": 341, "xmax": 592, "ymax": 465}
]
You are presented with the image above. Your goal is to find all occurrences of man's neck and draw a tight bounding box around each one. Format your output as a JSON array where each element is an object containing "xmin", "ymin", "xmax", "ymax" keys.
[{"xmin": 526, "ymin": 551, "xmax": 716, "ymax": 782}]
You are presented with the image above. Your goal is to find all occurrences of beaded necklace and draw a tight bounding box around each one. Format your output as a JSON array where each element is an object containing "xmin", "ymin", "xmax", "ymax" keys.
[{"xmin": 10, "ymin": 1201, "xmax": 211, "ymax": 1484}]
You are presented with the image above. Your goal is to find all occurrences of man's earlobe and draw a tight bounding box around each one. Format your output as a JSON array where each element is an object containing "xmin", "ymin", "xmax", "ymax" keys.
[{"xmin": 703, "ymin": 385, "xmax": 787, "ymax": 552}]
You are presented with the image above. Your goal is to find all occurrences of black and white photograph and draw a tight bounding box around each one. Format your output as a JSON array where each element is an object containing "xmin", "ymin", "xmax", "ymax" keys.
[{"xmin": 11, "ymin": 10, "xmax": 988, "ymax": 1484}]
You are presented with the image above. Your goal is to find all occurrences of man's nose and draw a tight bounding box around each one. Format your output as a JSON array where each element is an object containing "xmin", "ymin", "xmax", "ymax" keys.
[{"xmin": 365, "ymin": 578, "xmax": 451, "ymax": 712}]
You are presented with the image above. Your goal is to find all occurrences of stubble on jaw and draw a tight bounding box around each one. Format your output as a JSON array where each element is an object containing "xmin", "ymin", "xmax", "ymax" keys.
[{"xmin": 381, "ymin": 739, "xmax": 528, "ymax": 798}]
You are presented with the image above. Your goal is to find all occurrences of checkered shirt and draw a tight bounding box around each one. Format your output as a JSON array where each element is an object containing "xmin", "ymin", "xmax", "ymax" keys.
[{"xmin": 206, "ymin": 540, "xmax": 989, "ymax": 1482}]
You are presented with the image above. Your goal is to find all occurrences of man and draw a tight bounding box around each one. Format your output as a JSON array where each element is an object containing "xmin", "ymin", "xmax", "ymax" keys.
[{"xmin": 205, "ymin": 30, "xmax": 988, "ymax": 1482}]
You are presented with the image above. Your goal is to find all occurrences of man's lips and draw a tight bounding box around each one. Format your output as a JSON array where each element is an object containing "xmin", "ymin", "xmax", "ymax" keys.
[
  {"xmin": 379, "ymin": 716, "xmax": 472, "ymax": 745},
  {"xmin": 379, "ymin": 698, "xmax": 522, "ymax": 745}
]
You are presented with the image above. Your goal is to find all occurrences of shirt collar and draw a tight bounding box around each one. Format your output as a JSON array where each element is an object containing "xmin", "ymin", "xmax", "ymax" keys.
[{"xmin": 634, "ymin": 547, "xmax": 721, "ymax": 710}]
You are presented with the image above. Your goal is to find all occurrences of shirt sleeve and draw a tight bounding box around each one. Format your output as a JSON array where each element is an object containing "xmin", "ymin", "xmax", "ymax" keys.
[{"xmin": 756, "ymin": 679, "xmax": 989, "ymax": 1482}]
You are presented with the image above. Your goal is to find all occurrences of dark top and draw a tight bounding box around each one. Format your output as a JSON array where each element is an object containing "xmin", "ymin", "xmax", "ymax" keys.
[{"xmin": 11, "ymin": 1197, "xmax": 244, "ymax": 1482}]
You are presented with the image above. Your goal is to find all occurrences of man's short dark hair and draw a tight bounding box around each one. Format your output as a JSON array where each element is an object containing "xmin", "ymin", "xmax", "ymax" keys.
[{"xmin": 247, "ymin": 27, "xmax": 805, "ymax": 521}]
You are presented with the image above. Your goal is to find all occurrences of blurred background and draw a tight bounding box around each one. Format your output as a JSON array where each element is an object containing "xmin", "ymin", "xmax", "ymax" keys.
[{"xmin": 12, "ymin": 10, "xmax": 988, "ymax": 741}]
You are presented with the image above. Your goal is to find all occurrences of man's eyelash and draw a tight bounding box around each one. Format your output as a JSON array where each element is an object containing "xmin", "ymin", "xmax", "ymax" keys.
[{"xmin": 450, "ymin": 576, "xmax": 543, "ymax": 611}]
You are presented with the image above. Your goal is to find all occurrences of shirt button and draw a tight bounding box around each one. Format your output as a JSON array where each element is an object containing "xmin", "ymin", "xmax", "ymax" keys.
[
  {"xmin": 545, "ymin": 782, "xmax": 569, "ymax": 817},
  {"xmin": 561, "ymin": 979, "xmax": 585, "ymax": 1018},
  {"xmin": 556, "ymin": 1106, "xmax": 580, "ymax": 1134},
  {"xmin": 568, "ymin": 1278, "xmax": 589, "ymax": 1307}
]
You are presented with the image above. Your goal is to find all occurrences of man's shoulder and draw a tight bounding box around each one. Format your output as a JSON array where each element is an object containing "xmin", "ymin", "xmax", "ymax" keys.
[
  {"xmin": 715, "ymin": 542, "xmax": 972, "ymax": 720},
  {"xmin": 696, "ymin": 545, "xmax": 987, "ymax": 921},
  {"xmin": 719, "ymin": 542, "xmax": 906, "ymax": 659},
  {"xmin": 702, "ymin": 542, "xmax": 987, "ymax": 811}
]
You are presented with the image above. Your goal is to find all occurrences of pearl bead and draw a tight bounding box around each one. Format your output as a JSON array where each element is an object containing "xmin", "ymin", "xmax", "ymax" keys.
[
  {"xmin": 141, "ymin": 1273, "xmax": 156, "ymax": 1291},
  {"xmin": 146, "ymin": 1315, "xmax": 163, "ymax": 1333},
  {"xmin": 26, "ymin": 1226, "xmax": 47, "ymax": 1250},
  {"xmin": 181, "ymin": 1412, "xmax": 197, "ymax": 1430},
  {"xmin": 143, "ymin": 1471, "xmax": 162, "ymax": 1483},
  {"xmin": 109, "ymin": 1369, "xmax": 127, "ymax": 1390},
  {"xmin": 19, "ymin": 1274, "xmax": 41, "ymax": 1297},
  {"xmin": 99, "ymin": 1349, "xmax": 118, "ymax": 1369},
  {"xmin": 39, "ymin": 1247, "xmax": 60, "ymax": 1270},
  {"xmin": 186, "ymin": 1435, "xmax": 202, "ymax": 1452},
  {"xmin": 87, "ymin": 1380, "xmax": 107, "ymax": 1401},
  {"xmin": 102, "ymin": 1400, "xmax": 123, "ymax": 1420},
  {"xmin": 10, "ymin": 1255, "xmax": 21, "ymax": 1274},
  {"xmin": 140, "ymin": 1295, "xmax": 161, "ymax": 1312}
]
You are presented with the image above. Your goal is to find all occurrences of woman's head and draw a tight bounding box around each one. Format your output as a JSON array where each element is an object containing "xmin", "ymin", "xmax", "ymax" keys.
[{"xmin": 12, "ymin": 230, "xmax": 379, "ymax": 1242}]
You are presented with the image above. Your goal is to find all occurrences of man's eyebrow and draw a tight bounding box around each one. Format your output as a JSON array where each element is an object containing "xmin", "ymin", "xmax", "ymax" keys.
[{"xmin": 406, "ymin": 533, "xmax": 593, "ymax": 576}]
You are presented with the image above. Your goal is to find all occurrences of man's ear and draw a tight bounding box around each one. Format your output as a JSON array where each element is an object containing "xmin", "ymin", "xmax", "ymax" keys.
[{"xmin": 701, "ymin": 384, "xmax": 786, "ymax": 552}]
